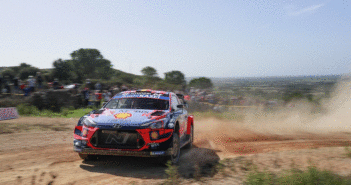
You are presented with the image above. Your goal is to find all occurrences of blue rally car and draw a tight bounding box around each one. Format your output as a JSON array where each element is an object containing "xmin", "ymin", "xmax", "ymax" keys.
[{"xmin": 73, "ymin": 89, "xmax": 194, "ymax": 164}]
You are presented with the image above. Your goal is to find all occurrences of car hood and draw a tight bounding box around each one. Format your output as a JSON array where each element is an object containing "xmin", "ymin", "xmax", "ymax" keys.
[{"xmin": 87, "ymin": 108, "xmax": 169, "ymax": 127}]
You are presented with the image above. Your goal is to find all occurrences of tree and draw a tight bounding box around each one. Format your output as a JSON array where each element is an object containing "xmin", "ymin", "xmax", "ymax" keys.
[
  {"xmin": 164, "ymin": 70, "xmax": 186, "ymax": 85},
  {"xmin": 1, "ymin": 68, "xmax": 16, "ymax": 80},
  {"xmin": 141, "ymin": 66, "xmax": 158, "ymax": 77},
  {"xmin": 19, "ymin": 67, "xmax": 40, "ymax": 80},
  {"xmin": 189, "ymin": 77, "xmax": 213, "ymax": 89},
  {"xmin": 69, "ymin": 48, "xmax": 113, "ymax": 80},
  {"xmin": 52, "ymin": 59, "xmax": 74, "ymax": 82}
]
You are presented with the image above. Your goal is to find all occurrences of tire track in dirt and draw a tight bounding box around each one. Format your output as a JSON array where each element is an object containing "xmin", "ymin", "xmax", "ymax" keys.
[{"xmin": 1, "ymin": 115, "xmax": 351, "ymax": 184}]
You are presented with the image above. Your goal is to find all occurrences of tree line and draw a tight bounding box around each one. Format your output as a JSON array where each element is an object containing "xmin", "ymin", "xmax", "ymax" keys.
[{"xmin": 1, "ymin": 48, "xmax": 213, "ymax": 90}]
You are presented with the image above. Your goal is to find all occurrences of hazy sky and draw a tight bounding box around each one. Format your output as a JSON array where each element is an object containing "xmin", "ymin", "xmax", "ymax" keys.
[{"xmin": 1, "ymin": 0, "xmax": 350, "ymax": 78}]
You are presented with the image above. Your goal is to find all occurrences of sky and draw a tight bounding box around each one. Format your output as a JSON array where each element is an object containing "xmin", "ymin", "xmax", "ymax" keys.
[{"xmin": 1, "ymin": 0, "xmax": 350, "ymax": 78}]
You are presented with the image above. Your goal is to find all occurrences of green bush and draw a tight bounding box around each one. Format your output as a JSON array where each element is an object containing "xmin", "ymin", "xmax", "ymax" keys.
[
  {"xmin": 16, "ymin": 104, "xmax": 40, "ymax": 116},
  {"xmin": 245, "ymin": 166, "xmax": 351, "ymax": 185},
  {"xmin": 164, "ymin": 160, "xmax": 181, "ymax": 185}
]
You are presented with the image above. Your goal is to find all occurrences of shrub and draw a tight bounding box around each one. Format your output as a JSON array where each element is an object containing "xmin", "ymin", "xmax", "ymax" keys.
[
  {"xmin": 245, "ymin": 166, "xmax": 351, "ymax": 185},
  {"xmin": 164, "ymin": 161, "xmax": 181, "ymax": 185},
  {"xmin": 344, "ymin": 147, "xmax": 351, "ymax": 158},
  {"xmin": 16, "ymin": 104, "xmax": 40, "ymax": 116}
]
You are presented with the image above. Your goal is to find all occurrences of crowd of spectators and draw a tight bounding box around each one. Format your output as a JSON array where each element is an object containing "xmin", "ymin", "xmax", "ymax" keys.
[{"xmin": 0, "ymin": 72, "xmax": 44, "ymax": 96}]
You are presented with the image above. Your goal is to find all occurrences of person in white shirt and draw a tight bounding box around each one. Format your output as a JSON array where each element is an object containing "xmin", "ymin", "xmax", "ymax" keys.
[{"xmin": 28, "ymin": 76, "xmax": 36, "ymax": 92}]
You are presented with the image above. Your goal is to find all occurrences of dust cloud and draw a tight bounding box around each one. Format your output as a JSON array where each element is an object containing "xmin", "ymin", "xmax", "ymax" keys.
[
  {"xmin": 242, "ymin": 75, "xmax": 351, "ymax": 135},
  {"xmin": 193, "ymin": 75, "xmax": 351, "ymax": 154}
]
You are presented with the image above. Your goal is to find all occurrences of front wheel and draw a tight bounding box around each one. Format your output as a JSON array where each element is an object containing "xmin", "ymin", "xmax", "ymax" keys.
[{"xmin": 159, "ymin": 132, "xmax": 180, "ymax": 165}]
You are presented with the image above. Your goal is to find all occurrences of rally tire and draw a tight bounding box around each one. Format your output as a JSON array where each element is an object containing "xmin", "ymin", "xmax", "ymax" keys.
[{"xmin": 159, "ymin": 132, "xmax": 181, "ymax": 166}]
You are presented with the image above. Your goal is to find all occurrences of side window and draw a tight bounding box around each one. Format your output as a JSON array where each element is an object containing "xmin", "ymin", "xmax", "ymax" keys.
[{"xmin": 171, "ymin": 94, "xmax": 180, "ymax": 111}]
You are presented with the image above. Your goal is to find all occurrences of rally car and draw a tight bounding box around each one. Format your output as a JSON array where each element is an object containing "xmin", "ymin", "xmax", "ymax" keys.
[{"xmin": 73, "ymin": 90, "xmax": 194, "ymax": 164}]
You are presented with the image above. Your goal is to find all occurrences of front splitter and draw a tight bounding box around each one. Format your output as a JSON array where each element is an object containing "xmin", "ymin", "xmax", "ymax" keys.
[{"xmin": 74, "ymin": 147, "xmax": 173, "ymax": 157}]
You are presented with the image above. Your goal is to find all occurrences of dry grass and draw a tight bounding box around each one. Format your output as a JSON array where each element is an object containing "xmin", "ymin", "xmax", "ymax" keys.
[{"xmin": 0, "ymin": 117, "xmax": 78, "ymax": 134}]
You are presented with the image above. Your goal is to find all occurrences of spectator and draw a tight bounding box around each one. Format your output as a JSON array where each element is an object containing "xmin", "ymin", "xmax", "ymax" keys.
[
  {"xmin": 28, "ymin": 76, "xmax": 36, "ymax": 92},
  {"xmin": 13, "ymin": 77, "xmax": 19, "ymax": 94},
  {"xmin": 89, "ymin": 91, "xmax": 96, "ymax": 107},
  {"xmin": 121, "ymin": 84, "xmax": 128, "ymax": 91},
  {"xmin": 23, "ymin": 81, "xmax": 31, "ymax": 96},
  {"xmin": 95, "ymin": 82, "xmax": 102, "ymax": 92},
  {"xmin": 103, "ymin": 90, "xmax": 111, "ymax": 102},
  {"xmin": 95, "ymin": 90, "xmax": 102, "ymax": 108},
  {"xmin": 86, "ymin": 79, "xmax": 94, "ymax": 90},
  {"xmin": 0, "ymin": 75, "xmax": 2, "ymax": 94},
  {"xmin": 53, "ymin": 78, "xmax": 60, "ymax": 89},
  {"xmin": 36, "ymin": 72, "xmax": 43, "ymax": 89},
  {"xmin": 20, "ymin": 80, "xmax": 26, "ymax": 92},
  {"xmin": 4, "ymin": 76, "xmax": 10, "ymax": 94},
  {"xmin": 82, "ymin": 88, "xmax": 90, "ymax": 107}
]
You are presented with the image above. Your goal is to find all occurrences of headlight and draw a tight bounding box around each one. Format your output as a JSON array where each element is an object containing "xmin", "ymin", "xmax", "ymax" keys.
[
  {"xmin": 141, "ymin": 119, "xmax": 165, "ymax": 129},
  {"xmin": 82, "ymin": 117, "xmax": 97, "ymax": 127}
]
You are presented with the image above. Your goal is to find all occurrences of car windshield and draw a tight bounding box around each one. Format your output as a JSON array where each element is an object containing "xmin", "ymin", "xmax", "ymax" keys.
[{"xmin": 104, "ymin": 98, "xmax": 169, "ymax": 110}]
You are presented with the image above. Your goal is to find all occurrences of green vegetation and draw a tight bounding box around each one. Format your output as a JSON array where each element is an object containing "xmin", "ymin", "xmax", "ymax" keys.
[
  {"xmin": 141, "ymin": 66, "xmax": 158, "ymax": 78},
  {"xmin": 164, "ymin": 160, "xmax": 181, "ymax": 185},
  {"xmin": 16, "ymin": 104, "xmax": 93, "ymax": 118},
  {"xmin": 189, "ymin": 77, "xmax": 213, "ymax": 89},
  {"xmin": 344, "ymin": 147, "xmax": 351, "ymax": 158},
  {"xmin": 1, "ymin": 48, "xmax": 191, "ymax": 91},
  {"xmin": 164, "ymin": 70, "xmax": 186, "ymax": 86},
  {"xmin": 245, "ymin": 166, "xmax": 351, "ymax": 185}
]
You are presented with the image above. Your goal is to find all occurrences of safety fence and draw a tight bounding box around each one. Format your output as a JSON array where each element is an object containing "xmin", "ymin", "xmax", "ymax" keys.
[{"xmin": 0, "ymin": 107, "xmax": 19, "ymax": 121}]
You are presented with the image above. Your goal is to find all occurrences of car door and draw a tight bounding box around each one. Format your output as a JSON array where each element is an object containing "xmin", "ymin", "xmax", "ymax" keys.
[{"xmin": 171, "ymin": 94, "xmax": 187, "ymax": 141}]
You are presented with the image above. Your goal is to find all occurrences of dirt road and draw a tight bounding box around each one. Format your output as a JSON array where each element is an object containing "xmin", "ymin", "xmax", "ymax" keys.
[{"xmin": 1, "ymin": 115, "xmax": 351, "ymax": 185}]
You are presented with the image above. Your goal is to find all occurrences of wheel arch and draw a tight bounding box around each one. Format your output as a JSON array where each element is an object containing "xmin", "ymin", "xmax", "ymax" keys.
[{"xmin": 186, "ymin": 115, "xmax": 194, "ymax": 135}]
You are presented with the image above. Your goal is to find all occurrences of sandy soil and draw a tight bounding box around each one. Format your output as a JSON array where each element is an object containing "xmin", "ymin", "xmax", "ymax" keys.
[
  {"xmin": 1, "ymin": 80, "xmax": 351, "ymax": 185},
  {"xmin": 0, "ymin": 114, "xmax": 351, "ymax": 185}
]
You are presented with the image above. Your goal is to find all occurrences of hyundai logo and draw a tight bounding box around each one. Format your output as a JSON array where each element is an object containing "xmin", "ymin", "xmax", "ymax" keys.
[{"xmin": 113, "ymin": 123, "xmax": 122, "ymax": 129}]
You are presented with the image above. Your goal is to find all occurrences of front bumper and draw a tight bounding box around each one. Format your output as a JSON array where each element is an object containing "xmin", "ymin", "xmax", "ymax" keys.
[
  {"xmin": 73, "ymin": 126, "xmax": 174, "ymax": 157},
  {"xmin": 74, "ymin": 146, "xmax": 173, "ymax": 157}
]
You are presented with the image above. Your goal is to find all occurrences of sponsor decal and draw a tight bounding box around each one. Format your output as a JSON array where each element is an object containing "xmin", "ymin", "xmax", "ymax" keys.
[
  {"xmin": 150, "ymin": 151, "xmax": 165, "ymax": 155},
  {"xmin": 105, "ymin": 133, "xmax": 130, "ymax": 144},
  {"xmin": 134, "ymin": 110, "xmax": 149, "ymax": 113},
  {"xmin": 114, "ymin": 113, "xmax": 132, "ymax": 119},
  {"xmin": 113, "ymin": 123, "xmax": 122, "ymax": 128},
  {"xmin": 113, "ymin": 92, "xmax": 169, "ymax": 100}
]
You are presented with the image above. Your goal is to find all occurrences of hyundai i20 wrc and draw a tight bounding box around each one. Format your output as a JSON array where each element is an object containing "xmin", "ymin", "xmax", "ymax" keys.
[{"xmin": 73, "ymin": 90, "xmax": 194, "ymax": 164}]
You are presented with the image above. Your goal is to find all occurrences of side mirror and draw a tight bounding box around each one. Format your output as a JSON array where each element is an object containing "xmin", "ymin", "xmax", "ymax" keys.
[
  {"xmin": 177, "ymin": 104, "xmax": 184, "ymax": 109},
  {"xmin": 90, "ymin": 110, "xmax": 97, "ymax": 114}
]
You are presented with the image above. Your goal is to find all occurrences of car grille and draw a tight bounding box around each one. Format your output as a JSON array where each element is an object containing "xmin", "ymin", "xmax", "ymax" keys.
[{"xmin": 90, "ymin": 130, "xmax": 145, "ymax": 149}]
